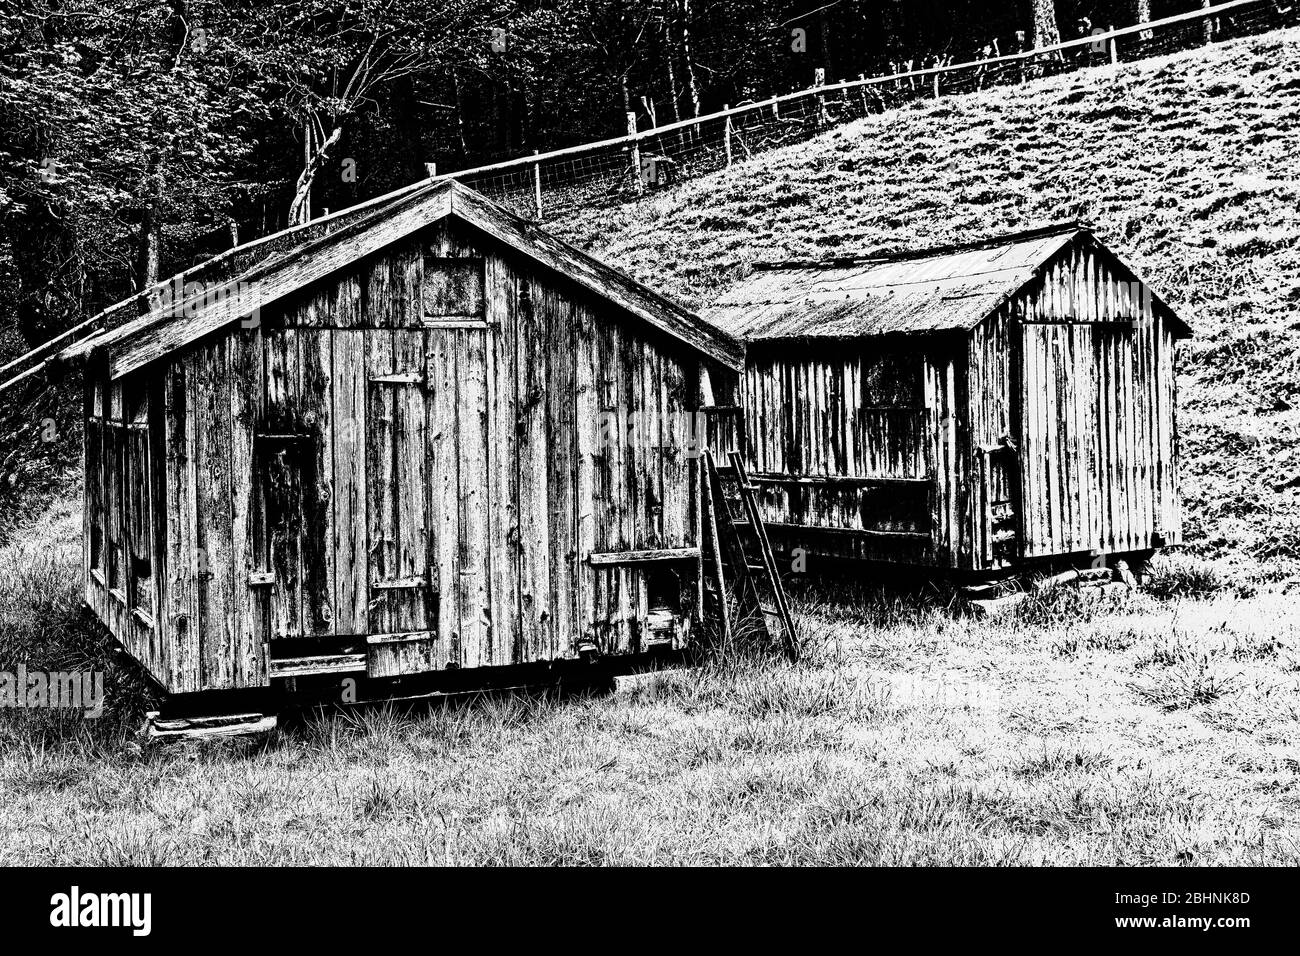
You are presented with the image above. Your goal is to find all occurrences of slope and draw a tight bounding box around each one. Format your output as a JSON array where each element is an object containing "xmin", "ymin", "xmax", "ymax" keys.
[{"xmin": 553, "ymin": 27, "xmax": 1300, "ymax": 573}]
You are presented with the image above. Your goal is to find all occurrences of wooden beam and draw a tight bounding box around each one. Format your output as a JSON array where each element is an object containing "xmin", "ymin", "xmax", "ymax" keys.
[
  {"xmin": 764, "ymin": 521, "xmax": 931, "ymax": 540},
  {"xmin": 749, "ymin": 473, "xmax": 931, "ymax": 487},
  {"xmin": 365, "ymin": 630, "xmax": 433, "ymax": 646},
  {"xmin": 145, "ymin": 711, "xmax": 277, "ymax": 745},
  {"xmin": 268, "ymin": 653, "xmax": 367, "ymax": 677},
  {"xmin": 369, "ymin": 576, "xmax": 428, "ymax": 590},
  {"xmin": 588, "ymin": 547, "xmax": 701, "ymax": 566}
]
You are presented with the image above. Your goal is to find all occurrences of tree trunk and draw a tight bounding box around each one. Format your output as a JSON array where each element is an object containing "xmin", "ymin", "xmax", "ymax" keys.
[
  {"xmin": 133, "ymin": 0, "xmax": 188, "ymax": 311},
  {"xmin": 288, "ymin": 123, "xmax": 342, "ymax": 227},
  {"xmin": 1031, "ymin": 0, "xmax": 1062, "ymax": 48},
  {"xmin": 880, "ymin": 0, "xmax": 904, "ymax": 62},
  {"xmin": 136, "ymin": 205, "xmax": 160, "ymax": 296},
  {"xmin": 451, "ymin": 69, "xmax": 470, "ymax": 160},
  {"xmin": 679, "ymin": 0, "xmax": 702, "ymax": 118},
  {"xmin": 662, "ymin": 6, "xmax": 682, "ymax": 123},
  {"xmin": 818, "ymin": 10, "xmax": 835, "ymax": 79}
]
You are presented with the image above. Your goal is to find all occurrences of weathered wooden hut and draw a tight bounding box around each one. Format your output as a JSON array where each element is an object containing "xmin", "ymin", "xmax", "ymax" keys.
[
  {"xmin": 702, "ymin": 224, "xmax": 1190, "ymax": 576},
  {"xmin": 55, "ymin": 180, "xmax": 746, "ymax": 708}
]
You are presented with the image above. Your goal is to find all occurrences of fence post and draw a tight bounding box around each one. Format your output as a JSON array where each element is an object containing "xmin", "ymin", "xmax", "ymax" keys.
[
  {"xmin": 814, "ymin": 68, "xmax": 827, "ymax": 126},
  {"xmin": 933, "ymin": 72, "xmax": 941, "ymax": 99},
  {"xmin": 627, "ymin": 112, "xmax": 643, "ymax": 194},
  {"xmin": 532, "ymin": 149, "xmax": 543, "ymax": 221},
  {"xmin": 723, "ymin": 105, "xmax": 733, "ymax": 167},
  {"xmin": 1108, "ymin": 25, "xmax": 1119, "ymax": 64},
  {"xmin": 858, "ymin": 74, "xmax": 868, "ymax": 113}
]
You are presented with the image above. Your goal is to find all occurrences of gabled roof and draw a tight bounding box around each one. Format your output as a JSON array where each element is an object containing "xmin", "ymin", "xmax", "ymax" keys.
[
  {"xmin": 60, "ymin": 180, "xmax": 744, "ymax": 378},
  {"xmin": 703, "ymin": 223, "xmax": 1190, "ymax": 342}
]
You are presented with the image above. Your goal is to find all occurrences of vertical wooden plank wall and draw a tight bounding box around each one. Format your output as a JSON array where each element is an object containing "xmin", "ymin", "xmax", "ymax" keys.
[
  {"xmin": 738, "ymin": 346, "xmax": 953, "ymax": 566},
  {"xmin": 96, "ymin": 222, "xmax": 705, "ymax": 693},
  {"xmin": 83, "ymin": 375, "xmax": 105, "ymax": 616},
  {"xmin": 230, "ymin": 323, "xmax": 267, "ymax": 685},
  {"xmin": 923, "ymin": 346, "xmax": 965, "ymax": 568},
  {"xmin": 1008, "ymin": 241, "xmax": 1181, "ymax": 562},
  {"xmin": 83, "ymin": 368, "xmax": 168, "ymax": 680}
]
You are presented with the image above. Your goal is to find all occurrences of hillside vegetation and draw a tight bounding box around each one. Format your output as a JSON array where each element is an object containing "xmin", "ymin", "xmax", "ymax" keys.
[{"xmin": 555, "ymin": 27, "xmax": 1300, "ymax": 576}]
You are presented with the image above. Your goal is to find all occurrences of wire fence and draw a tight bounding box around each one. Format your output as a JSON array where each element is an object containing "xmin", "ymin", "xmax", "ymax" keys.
[{"xmin": 444, "ymin": 0, "xmax": 1298, "ymax": 221}]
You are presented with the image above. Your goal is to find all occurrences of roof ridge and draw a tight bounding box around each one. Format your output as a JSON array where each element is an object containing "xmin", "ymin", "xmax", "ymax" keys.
[{"xmin": 752, "ymin": 221, "xmax": 1091, "ymax": 271}]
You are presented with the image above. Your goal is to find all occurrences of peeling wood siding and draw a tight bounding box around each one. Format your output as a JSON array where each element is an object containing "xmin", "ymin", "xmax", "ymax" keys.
[
  {"xmin": 731, "ymin": 344, "xmax": 959, "ymax": 568},
  {"xmin": 84, "ymin": 220, "xmax": 704, "ymax": 693},
  {"xmin": 727, "ymin": 240, "xmax": 1182, "ymax": 574},
  {"xmin": 82, "ymin": 368, "xmax": 168, "ymax": 683},
  {"xmin": 973, "ymin": 241, "xmax": 1182, "ymax": 566}
]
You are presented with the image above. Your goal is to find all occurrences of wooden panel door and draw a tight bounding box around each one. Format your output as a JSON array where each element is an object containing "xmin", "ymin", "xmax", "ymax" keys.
[
  {"xmin": 1018, "ymin": 322, "xmax": 1101, "ymax": 559},
  {"xmin": 426, "ymin": 324, "xmax": 492, "ymax": 669},
  {"xmin": 365, "ymin": 327, "xmax": 435, "ymax": 674},
  {"xmin": 262, "ymin": 328, "xmax": 306, "ymax": 641}
]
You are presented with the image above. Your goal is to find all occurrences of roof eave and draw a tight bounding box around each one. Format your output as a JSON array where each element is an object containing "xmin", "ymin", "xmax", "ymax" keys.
[
  {"xmin": 59, "ymin": 180, "xmax": 744, "ymax": 378},
  {"xmin": 448, "ymin": 185, "xmax": 744, "ymax": 369}
]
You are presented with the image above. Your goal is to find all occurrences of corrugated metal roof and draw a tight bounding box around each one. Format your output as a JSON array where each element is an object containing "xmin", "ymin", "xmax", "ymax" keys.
[{"xmin": 704, "ymin": 226, "xmax": 1082, "ymax": 340}]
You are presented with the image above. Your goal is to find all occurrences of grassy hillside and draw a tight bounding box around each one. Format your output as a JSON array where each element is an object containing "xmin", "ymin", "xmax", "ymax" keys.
[{"xmin": 554, "ymin": 27, "xmax": 1300, "ymax": 576}]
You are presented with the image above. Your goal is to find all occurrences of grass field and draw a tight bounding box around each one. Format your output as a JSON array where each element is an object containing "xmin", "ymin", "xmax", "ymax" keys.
[
  {"xmin": 3, "ymin": 27, "xmax": 1300, "ymax": 866},
  {"xmin": 1, "ymin": 502, "xmax": 1297, "ymax": 865}
]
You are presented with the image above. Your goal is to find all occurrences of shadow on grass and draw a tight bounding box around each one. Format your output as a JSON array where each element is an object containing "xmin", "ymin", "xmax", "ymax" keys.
[{"xmin": 0, "ymin": 524, "xmax": 160, "ymax": 752}]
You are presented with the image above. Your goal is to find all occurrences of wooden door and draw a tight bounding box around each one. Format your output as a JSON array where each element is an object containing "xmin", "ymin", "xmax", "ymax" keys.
[
  {"xmin": 426, "ymin": 324, "xmax": 492, "ymax": 670},
  {"xmin": 364, "ymin": 327, "xmax": 436, "ymax": 675},
  {"xmin": 260, "ymin": 328, "xmax": 322, "ymax": 641},
  {"xmin": 1018, "ymin": 321, "xmax": 1102, "ymax": 559},
  {"xmin": 976, "ymin": 444, "xmax": 1021, "ymax": 568}
]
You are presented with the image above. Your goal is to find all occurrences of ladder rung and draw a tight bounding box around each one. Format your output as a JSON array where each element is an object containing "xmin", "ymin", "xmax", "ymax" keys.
[
  {"xmin": 759, "ymin": 604, "xmax": 780, "ymax": 615},
  {"xmin": 745, "ymin": 562, "xmax": 766, "ymax": 572}
]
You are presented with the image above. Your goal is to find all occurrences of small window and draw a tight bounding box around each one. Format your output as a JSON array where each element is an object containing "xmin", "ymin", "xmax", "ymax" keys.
[
  {"xmin": 859, "ymin": 484, "xmax": 930, "ymax": 534},
  {"xmin": 861, "ymin": 353, "xmax": 921, "ymax": 409},
  {"xmin": 422, "ymin": 256, "xmax": 485, "ymax": 322}
]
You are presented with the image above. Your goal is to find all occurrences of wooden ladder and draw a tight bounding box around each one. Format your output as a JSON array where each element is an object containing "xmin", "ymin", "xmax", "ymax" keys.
[{"xmin": 701, "ymin": 449, "xmax": 799, "ymax": 661}]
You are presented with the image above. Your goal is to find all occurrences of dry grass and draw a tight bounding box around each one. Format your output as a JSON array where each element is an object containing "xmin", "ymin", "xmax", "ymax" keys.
[{"xmin": 1, "ymin": 510, "xmax": 1298, "ymax": 866}]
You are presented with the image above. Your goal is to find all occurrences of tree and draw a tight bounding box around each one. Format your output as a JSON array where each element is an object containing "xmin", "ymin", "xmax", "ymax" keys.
[
  {"xmin": 0, "ymin": 0, "xmax": 257, "ymax": 340},
  {"xmin": 679, "ymin": 0, "xmax": 701, "ymax": 117},
  {"xmin": 1031, "ymin": 0, "xmax": 1062, "ymax": 49}
]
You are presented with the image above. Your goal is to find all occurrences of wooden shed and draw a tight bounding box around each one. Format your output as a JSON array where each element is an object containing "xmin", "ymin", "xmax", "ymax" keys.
[
  {"xmin": 55, "ymin": 181, "xmax": 746, "ymax": 706},
  {"xmin": 702, "ymin": 223, "xmax": 1190, "ymax": 576}
]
